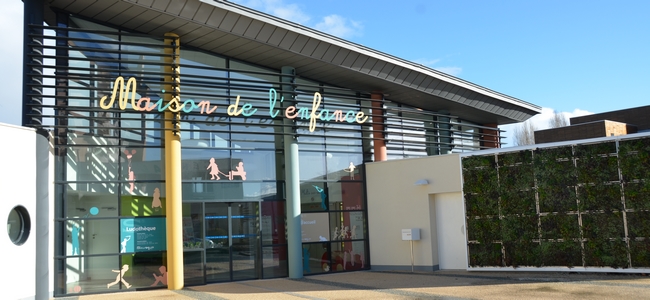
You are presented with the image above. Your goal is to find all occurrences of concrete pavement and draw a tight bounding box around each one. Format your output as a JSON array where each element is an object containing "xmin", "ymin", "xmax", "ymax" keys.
[{"xmin": 58, "ymin": 270, "xmax": 650, "ymax": 299}]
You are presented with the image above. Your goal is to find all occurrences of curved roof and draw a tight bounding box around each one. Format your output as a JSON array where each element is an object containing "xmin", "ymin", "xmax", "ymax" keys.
[{"xmin": 44, "ymin": 0, "xmax": 541, "ymax": 124}]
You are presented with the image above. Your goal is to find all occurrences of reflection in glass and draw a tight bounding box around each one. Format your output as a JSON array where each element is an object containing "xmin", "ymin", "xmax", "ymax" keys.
[
  {"xmin": 262, "ymin": 201, "xmax": 286, "ymax": 245},
  {"xmin": 182, "ymin": 203, "xmax": 204, "ymax": 250},
  {"xmin": 330, "ymin": 240, "xmax": 367, "ymax": 272},
  {"xmin": 262, "ymin": 245, "xmax": 288, "ymax": 278},
  {"xmin": 299, "ymin": 151, "xmax": 326, "ymax": 180},
  {"xmin": 300, "ymin": 182, "xmax": 328, "ymax": 212},
  {"xmin": 205, "ymin": 203, "xmax": 230, "ymax": 282},
  {"xmin": 65, "ymin": 219, "xmax": 118, "ymax": 256},
  {"xmin": 328, "ymin": 182, "xmax": 365, "ymax": 210},
  {"xmin": 302, "ymin": 242, "xmax": 329, "ymax": 275},
  {"xmin": 326, "ymin": 153, "xmax": 364, "ymax": 181}
]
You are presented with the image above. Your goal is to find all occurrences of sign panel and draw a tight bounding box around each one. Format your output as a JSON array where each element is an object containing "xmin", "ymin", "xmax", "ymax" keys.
[
  {"xmin": 301, "ymin": 213, "xmax": 330, "ymax": 242},
  {"xmin": 120, "ymin": 217, "xmax": 167, "ymax": 253}
]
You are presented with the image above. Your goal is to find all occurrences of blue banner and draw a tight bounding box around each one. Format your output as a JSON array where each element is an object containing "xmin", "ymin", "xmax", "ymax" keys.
[{"xmin": 120, "ymin": 218, "xmax": 166, "ymax": 253}]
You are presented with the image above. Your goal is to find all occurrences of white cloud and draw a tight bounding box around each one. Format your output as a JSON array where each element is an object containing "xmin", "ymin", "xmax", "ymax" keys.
[
  {"xmin": 433, "ymin": 66, "xmax": 462, "ymax": 76},
  {"xmin": 314, "ymin": 15, "xmax": 363, "ymax": 39},
  {"xmin": 412, "ymin": 58, "xmax": 462, "ymax": 76},
  {"xmin": 233, "ymin": 0, "xmax": 310, "ymax": 23},
  {"xmin": 233, "ymin": 0, "xmax": 362, "ymax": 38},
  {"xmin": 499, "ymin": 107, "xmax": 594, "ymax": 147}
]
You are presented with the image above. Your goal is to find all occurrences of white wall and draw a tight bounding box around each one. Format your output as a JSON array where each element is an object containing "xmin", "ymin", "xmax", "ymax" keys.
[
  {"xmin": 366, "ymin": 154, "xmax": 466, "ymax": 271},
  {"xmin": 0, "ymin": 123, "xmax": 53, "ymax": 300}
]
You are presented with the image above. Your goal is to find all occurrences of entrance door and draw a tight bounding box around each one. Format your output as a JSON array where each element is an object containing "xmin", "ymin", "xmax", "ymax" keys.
[{"xmin": 204, "ymin": 202, "xmax": 260, "ymax": 282}]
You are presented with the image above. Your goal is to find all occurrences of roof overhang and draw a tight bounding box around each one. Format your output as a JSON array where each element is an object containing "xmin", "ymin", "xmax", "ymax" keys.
[{"xmin": 42, "ymin": 0, "xmax": 541, "ymax": 125}]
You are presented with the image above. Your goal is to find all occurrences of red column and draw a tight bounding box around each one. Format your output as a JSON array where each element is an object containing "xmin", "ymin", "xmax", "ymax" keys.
[
  {"xmin": 480, "ymin": 123, "xmax": 500, "ymax": 149},
  {"xmin": 371, "ymin": 93, "xmax": 387, "ymax": 161}
]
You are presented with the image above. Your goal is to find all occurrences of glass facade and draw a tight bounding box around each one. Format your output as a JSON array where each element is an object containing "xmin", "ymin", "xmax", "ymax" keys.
[{"xmin": 23, "ymin": 12, "xmax": 503, "ymax": 297}]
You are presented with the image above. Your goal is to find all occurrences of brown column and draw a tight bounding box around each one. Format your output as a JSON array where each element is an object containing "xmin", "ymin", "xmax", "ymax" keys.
[
  {"xmin": 480, "ymin": 123, "xmax": 500, "ymax": 149},
  {"xmin": 371, "ymin": 93, "xmax": 387, "ymax": 161}
]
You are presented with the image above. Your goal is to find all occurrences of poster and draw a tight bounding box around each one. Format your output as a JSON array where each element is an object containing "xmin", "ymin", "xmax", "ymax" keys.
[{"xmin": 120, "ymin": 217, "xmax": 167, "ymax": 253}]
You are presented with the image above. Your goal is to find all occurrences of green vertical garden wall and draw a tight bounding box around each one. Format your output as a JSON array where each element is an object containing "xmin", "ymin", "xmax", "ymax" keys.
[{"xmin": 462, "ymin": 135, "xmax": 650, "ymax": 269}]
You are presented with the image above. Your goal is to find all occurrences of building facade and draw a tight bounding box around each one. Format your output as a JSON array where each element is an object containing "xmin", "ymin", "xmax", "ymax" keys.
[{"xmin": 16, "ymin": 0, "xmax": 540, "ymax": 297}]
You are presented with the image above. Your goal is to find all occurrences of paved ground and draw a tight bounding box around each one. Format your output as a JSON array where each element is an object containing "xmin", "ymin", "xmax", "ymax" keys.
[{"xmin": 59, "ymin": 270, "xmax": 650, "ymax": 299}]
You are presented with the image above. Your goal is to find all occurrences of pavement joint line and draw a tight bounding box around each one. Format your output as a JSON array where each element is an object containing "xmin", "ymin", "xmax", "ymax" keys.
[
  {"xmin": 292, "ymin": 277, "xmax": 476, "ymax": 300},
  {"xmin": 176, "ymin": 288, "xmax": 229, "ymax": 300},
  {"xmin": 236, "ymin": 281, "xmax": 326, "ymax": 300},
  {"xmin": 562, "ymin": 280, "xmax": 650, "ymax": 289}
]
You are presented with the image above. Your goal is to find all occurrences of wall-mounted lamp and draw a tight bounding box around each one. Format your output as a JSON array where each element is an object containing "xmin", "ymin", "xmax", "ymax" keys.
[{"xmin": 414, "ymin": 179, "xmax": 429, "ymax": 186}]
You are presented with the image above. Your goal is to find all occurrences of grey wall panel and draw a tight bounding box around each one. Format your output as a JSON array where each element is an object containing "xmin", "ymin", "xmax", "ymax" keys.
[
  {"xmin": 165, "ymin": 0, "xmax": 186, "ymax": 15},
  {"xmin": 148, "ymin": 18, "xmax": 189, "ymax": 36},
  {"xmin": 393, "ymin": 69, "xmax": 412, "ymax": 84},
  {"xmin": 267, "ymin": 28, "xmax": 288, "ymax": 46},
  {"xmin": 218, "ymin": 40, "xmax": 255, "ymax": 57},
  {"xmin": 80, "ymin": 1, "xmax": 117, "ymax": 17},
  {"xmin": 403, "ymin": 71, "xmax": 419, "ymax": 86},
  {"xmin": 173, "ymin": 23, "xmax": 203, "ymax": 36},
  {"xmin": 278, "ymin": 31, "xmax": 299, "ymax": 50},
  {"xmin": 331, "ymin": 48, "xmax": 351, "ymax": 65},
  {"xmin": 368, "ymin": 61, "xmax": 386, "ymax": 77},
  {"xmin": 289, "ymin": 35, "xmax": 310, "ymax": 53},
  {"xmin": 123, "ymin": 10, "xmax": 162, "ymax": 29},
  {"xmin": 179, "ymin": 0, "xmax": 201, "ymax": 19},
  {"xmin": 205, "ymin": 7, "xmax": 227, "ymax": 27},
  {"xmin": 431, "ymin": 83, "xmax": 447, "ymax": 96},
  {"xmin": 105, "ymin": 5, "xmax": 149, "ymax": 25},
  {"xmin": 243, "ymin": 20, "xmax": 265, "ymax": 39},
  {"xmin": 321, "ymin": 46, "xmax": 340, "ymax": 63},
  {"xmin": 410, "ymin": 73, "xmax": 427, "ymax": 88},
  {"xmin": 150, "ymin": 0, "xmax": 171, "ymax": 12},
  {"xmin": 256, "ymin": 23, "xmax": 276, "ymax": 42},
  {"xmin": 219, "ymin": 12, "xmax": 241, "ymax": 32},
  {"xmin": 58, "ymin": 0, "xmax": 94, "ymax": 12},
  {"xmin": 182, "ymin": 27, "xmax": 215, "ymax": 44},
  {"xmin": 350, "ymin": 56, "xmax": 369, "ymax": 71},
  {"xmin": 340, "ymin": 52, "xmax": 359, "ymax": 68},
  {"xmin": 310, "ymin": 43, "xmax": 330, "ymax": 60},
  {"xmin": 231, "ymin": 16, "xmax": 252, "ymax": 35},
  {"xmin": 386, "ymin": 66, "xmax": 404, "ymax": 82},
  {"xmin": 192, "ymin": 3, "xmax": 215, "ymax": 24},
  {"xmin": 134, "ymin": 0, "xmax": 155, "ymax": 7},
  {"xmin": 300, "ymin": 39, "xmax": 320, "ymax": 56},
  {"xmin": 360, "ymin": 58, "xmax": 378, "ymax": 74},
  {"xmin": 377, "ymin": 63, "xmax": 395, "ymax": 79}
]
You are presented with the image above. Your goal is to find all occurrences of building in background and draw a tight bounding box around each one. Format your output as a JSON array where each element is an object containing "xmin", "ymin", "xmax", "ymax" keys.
[
  {"xmin": 534, "ymin": 105, "xmax": 650, "ymax": 144},
  {"xmin": 12, "ymin": 0, "xmax": 540, "ymax": 298}
]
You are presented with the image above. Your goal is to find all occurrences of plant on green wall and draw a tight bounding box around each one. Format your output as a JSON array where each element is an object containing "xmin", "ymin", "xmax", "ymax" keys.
[
  {"xmin": 584, "ymin": 239, "xmax": 629, "ymax": 268},
  {"xmin": 577, "ymin": 184, "xmax": 623, "ymax": 212},
  {"xmin": 540, "ymin": 213, "xmax": 580, "ymax": 241},
  {"xmin": 467, "ymin": 217, "xmax": 501, "ymax": 244},
  {"xmin": 540, "ymin": 241, "xmax": 583, "ymax": 267},
  {"xmin": 626, "ymin": 211, "xmax": 650, "ymax": 239},
  {"xmin": 629, "ymin": 240, "xmax": 650, "ymax": 267},
  {"xmin": 623, "ymin": 182, "xmax": 650, "ymax": 211},
  {"xmin": 468, "ymin": 242, "xmax": 503, "ymax": 267},
  {"xmin": 575, "ymin": 142, "xmax": 619, "ymax": 184},
  {"xmin": 465, "ymin": 192, "xmax": 500, "ymax": 217},
  {"xmin": 619, "ymin": 138, "xmax": 650, "ymax": 182},
  {"xmin": 504, "ymin": 240, "xmax": 541, "ymax": 267},
  {"xmin": 581, "ymin": 211, "xmax": 625, "ymax": 240},
  {"xmin": 534, "ymin": 147, "xmax": 578, "ymax": 213}
]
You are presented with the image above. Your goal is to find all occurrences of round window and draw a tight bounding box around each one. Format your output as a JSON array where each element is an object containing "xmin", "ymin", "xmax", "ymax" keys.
[{"xmin": 7, "ymin": 205, "xmax": 31, "ymax": 245}]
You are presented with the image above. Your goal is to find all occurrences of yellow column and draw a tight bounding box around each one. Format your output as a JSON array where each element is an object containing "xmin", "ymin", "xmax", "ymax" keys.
[{"xmin": 163, "ymin": 32, "xmax": 184, "ymax": 290}]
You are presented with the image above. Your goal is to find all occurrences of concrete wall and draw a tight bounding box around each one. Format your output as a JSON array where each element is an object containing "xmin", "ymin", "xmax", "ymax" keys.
[
  {"xmin": 0, "ymin": 123, "xmax": 53, "ymax": 300},
  {"xmin": 366, "ymin": 154, "xmax": 466, "ymax": 271}
]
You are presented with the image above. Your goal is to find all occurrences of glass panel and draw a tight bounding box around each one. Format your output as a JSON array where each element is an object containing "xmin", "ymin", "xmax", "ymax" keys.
[
  {"xmin": 301, "ymin": 212, "xmax": 330, "ymax": 243},
  {"xmin": 328, "ymin": 182, "xmax": 365, "ymax": 210},
  {"xmin": 66, "ymin": 146, "xmax": 119, "ymax": 182},
  {"xmin": 231, "ymin": 150, "xmax": 277, "ymax": 181},
  {"xmin": 299, "ymin": 151, "xmax": 326, "ymax": 181},
  {"xmin": 120, "ymin": 184, "xmax": 166, "ymax": 217},
  {"xmin": 182, "ymin": 148, "xmax": 230, "ymax": 181},
  {"xmin": 326, "ymin": 153, "xmax": 364, "ymax": 181},
  {"xmin": 261, "ymin": 201, "xmax": 286, "ymax": 245},
  {"xmin": 330, "ymin": 240, "xmax": 367, "ymax": 271},
  {"xmin": 302, "ymin": 242, "xmax": 329, "ymax": 274},
  {"xmin": 183, "ymin": 250, "xmax": 206, "ymax": 286},
  {"xmin": 182, "ymin": 182, "xmax": 278, "ymax": 201},
  {"xmin": 120, "ymin": 147, "xmax": 165, "ymax": 194},
  {"xmin": 65, "ymin": 254, "xmax": 137, "ymax": 294},
  {"xmin": 64, "ymin": 183, "xmax": 119, "ymax": 218},
  {"xmin": 262, "ymin": 245, "xmax": 288, "ymax": 278},
  {"xmin": 329, "ymin": 211, "xmax": 366, "ymax": 242},
  {"xmin": 231, "ymin": 202, "xmax": 260, "ymax": 280},
  {"xmin": 205, "ymin": 203, "xmax": 230, "ymax": 282},
  {"xmin": 183, "ymin": 203, "xmax": 204, "ymax": 249},
  {"xmin": 122, "ymin": 252, "xmax": 167, "ymax": 288},
  {"xmin": 300, "ymin": 182, "xmax": 328, "ymax": 212},
  {"xmin": 65, "ymin": 219, "xmax": 118, "ymax": 256}
]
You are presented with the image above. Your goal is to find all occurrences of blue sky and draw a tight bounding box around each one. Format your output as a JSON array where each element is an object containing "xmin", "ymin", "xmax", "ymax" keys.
[{"xmin": 2, "ymin": 1, "xmax": 649, "ymax": 146}]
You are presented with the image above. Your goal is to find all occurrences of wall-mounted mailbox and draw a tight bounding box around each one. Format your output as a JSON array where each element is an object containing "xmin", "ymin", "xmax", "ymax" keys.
[{"xmin": 401, "ymin": 228, "xmax": 420, "ymax": 241}]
